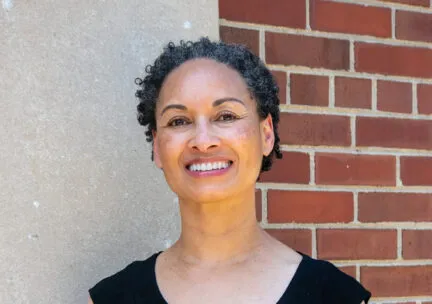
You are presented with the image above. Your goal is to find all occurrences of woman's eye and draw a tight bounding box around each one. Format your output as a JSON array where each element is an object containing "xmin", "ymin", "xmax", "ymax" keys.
[
  {"xmin": 167, "ymin": 118, "xmax": 189, "ymax": 127},
  {"xmin": 217, "ymin": 113, "xmax": 238, "ymax": 121}
]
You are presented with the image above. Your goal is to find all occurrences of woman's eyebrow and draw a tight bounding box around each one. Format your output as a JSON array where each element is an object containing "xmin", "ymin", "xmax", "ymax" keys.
[
  {"xmin": 160, "ymin": 97, "xmax": 245, "ymax": 117},
  {"xmin": 212, "ymin": 97, "xmax": 245, "ymax": 107},
  {"xmin": 160, "ymin": 104, "xmax": 187, "ymax": 116}
]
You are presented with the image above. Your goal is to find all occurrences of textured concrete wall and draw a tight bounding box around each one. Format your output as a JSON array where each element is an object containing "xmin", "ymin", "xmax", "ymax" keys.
[{"xmin": 0, "ymin": 1, "xmax": 218, "ymax": 303}]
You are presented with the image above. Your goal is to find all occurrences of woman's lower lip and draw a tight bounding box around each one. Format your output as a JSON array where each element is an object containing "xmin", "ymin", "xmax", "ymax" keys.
[{"xmin": 185, "ymin": 163, "xmax": 233, "ymax": 177}]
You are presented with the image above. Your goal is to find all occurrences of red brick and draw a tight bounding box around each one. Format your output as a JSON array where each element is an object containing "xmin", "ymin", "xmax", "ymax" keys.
[
  {"xmin": 403, "ymin": 230, "xmax": 432, "ymax": 259},
  {"xmin": 377, "ymin": 80, "xmax": 412, "ymax": 113},
  {"xmin": 361, "ymin": 265, "xmax": 432, "ymax": 296},
  {"xmin": 356, "ymin": 117, "xmax": 432, "ymax": 150},
  {"xmin": 267, "ymin": 190, "xmax": 353, "ymax": 223},
  {"xmin": 317, "ymin": 229, "xmax": 397, "ymax": 260},
  {"xmin": 315, "ymin": 153, "xmax": 396, "ymax": 186},
  {"xmin": 219, "ymin": 0, "xmax": 306, "ymax": 28},
  {"xmin": 279, "ymin": 113, "xmax": 351, "ymax": 146},
  {"xmin": 335, "ymin": 77, "xmax": 372, "ymax": 109},
  {"xmin": 418, "ymin": 84, "xmax": 432, "ymax": 115},
  {"xmin": 338, "ymin": 266, "xmax": 356, "ymax": 279},
  {"xmin": 379, "ymin": 0, "xmax": 430, "ymax": 7},
  {"xmin": 255, "ymin": 189, "xmax": 262, "ymax": 222},
  {"xmin": 271, "ymin": 71, "xmax": 287, "ymax": 104},
  {"xmin": 260, "ymin": 152, "xmax": 310, "ymax": 184},
  {"xmin": 396, "ymin": 11, "xmax": 432, "ymax": 43},
  {"xmin": 266, "ymin": 32, "xmax": 349, "ymax": 70},
  {"xmin": 265, "ymin": 229, "xmax": 312, "ymax": 255},
  {"xmin": 356, "ymin": 42, "xmax": 432, "ymax": 78},
  {"xmin": 219, "ymin": 26, "xmax": 259, "ymax": 56},
  {"xmin": 290, "ymin": 74, "xmax": 329, "ymax": 106},
  {"xmin": 358, "ymin": 192, "xmax": 432, "ymax": 222},
  {"xmin": 401, "ymin": 156, "xmax": 432, "ymax": 186},
  {"xmin": 310, "ymin": 0, "xmax": 391, "ymax": 37}
]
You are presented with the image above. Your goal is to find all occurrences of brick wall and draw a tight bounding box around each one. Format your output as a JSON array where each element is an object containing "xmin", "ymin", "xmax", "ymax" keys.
[{"xmin": 219, "ymin": 0, "xmax": 432, "ymax": 302}]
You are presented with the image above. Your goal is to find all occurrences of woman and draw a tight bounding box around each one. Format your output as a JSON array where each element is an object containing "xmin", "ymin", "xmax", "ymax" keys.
[{"xmin": 88, "ymin": 38, "xmax": 371, "ymax": 303}]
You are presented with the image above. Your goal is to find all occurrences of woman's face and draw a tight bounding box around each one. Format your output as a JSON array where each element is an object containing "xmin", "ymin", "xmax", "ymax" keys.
[{"xmin": 153, "ymin": 58, "xmax": 274, "ymax": 203}]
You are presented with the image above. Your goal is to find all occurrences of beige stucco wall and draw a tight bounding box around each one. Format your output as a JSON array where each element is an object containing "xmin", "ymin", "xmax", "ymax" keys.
[{"xmin": 0, "ymin": 1, "xmax": 218, "ymax": 303}]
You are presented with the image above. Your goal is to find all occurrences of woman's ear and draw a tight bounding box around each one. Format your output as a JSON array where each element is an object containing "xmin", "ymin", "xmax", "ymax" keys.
[
  {"xmin": 261, "ymin": 114, "xmax": 275, "ymax": 157},
  {"xmin": 152, "ymin": 130, "xmax": 162, "ymax": 169}
]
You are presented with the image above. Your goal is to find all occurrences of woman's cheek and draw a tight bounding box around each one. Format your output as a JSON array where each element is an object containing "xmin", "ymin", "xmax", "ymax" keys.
[
  {"xmin": 230, "ymin": 124, "xmax": 263, "ymax": 168},
  {"xmin": 158, "ymin": 133, "xmax": 178, "ymax": 161},
  {"xmin": 228, "ymin": 123, "xmax": 260, "ymax": 146}
]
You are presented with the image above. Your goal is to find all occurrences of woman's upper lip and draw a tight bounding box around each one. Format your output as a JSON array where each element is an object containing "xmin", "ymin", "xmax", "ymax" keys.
[{"xmin": 185, "ymin": 157, "xmax": 234, "ymax": 167}]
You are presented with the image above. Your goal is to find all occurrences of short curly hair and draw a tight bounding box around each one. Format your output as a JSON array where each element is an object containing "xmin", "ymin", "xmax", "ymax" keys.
[{"xmin": 135, "ymin": 37, "xmax": 282, "ymax": 176}]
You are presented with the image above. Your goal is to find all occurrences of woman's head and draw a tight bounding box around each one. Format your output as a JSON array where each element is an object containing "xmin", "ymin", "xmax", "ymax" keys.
[{"xmin": 135, "ymin": 38, "xmax": 282, "ymax": 201}]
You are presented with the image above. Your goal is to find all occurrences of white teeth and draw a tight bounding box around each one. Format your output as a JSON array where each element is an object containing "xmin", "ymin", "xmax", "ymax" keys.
[{"xmin": 188, "ymin": 161, "xmax": 231, "ymax": 172}]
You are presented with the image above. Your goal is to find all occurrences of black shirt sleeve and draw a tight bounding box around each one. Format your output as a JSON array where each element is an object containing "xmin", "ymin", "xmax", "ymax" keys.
[
  {"xmin": 321, "ymin": 260, "xmax": 371, "ymax": 304},
  {"xmin": 89, "ymin": 262, "xmax": 140, "ymax": 304}
]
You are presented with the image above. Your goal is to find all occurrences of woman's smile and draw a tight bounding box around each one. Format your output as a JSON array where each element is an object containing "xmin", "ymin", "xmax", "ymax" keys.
[{"xmin": 185, "ymin": 159, "xmax": 234, "ymax": 178}]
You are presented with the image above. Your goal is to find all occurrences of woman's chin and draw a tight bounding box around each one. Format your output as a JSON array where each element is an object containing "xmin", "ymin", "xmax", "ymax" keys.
[{"xmin": 178, "ymin": 188, "xmax": 237, "ymax": 204}]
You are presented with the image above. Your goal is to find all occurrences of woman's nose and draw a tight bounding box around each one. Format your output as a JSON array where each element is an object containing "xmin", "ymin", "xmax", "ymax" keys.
[{"xmin": 188, "ymin": 120, "xmax": 220, "ymax": 152}]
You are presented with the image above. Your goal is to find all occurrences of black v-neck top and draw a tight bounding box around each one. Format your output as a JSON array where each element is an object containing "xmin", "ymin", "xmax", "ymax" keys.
[{"xmin": 89, "ymin": 251, "xmax": 371, "ymax": 303}]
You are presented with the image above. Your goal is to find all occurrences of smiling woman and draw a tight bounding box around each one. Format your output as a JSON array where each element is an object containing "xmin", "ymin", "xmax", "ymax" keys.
[{"xmin": 88, "ymin": 38, "xmax": 371, "ymax": 304}]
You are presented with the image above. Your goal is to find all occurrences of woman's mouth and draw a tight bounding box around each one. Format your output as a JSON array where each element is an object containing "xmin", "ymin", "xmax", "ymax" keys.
[{"xmin": 185, "ymin": 160, "xmax": 234, "ymax": 177}]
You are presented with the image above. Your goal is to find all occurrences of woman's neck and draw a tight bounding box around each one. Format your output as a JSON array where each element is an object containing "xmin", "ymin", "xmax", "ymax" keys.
[{"xmin": 172, "ymin": 189, "xmax": 268, "ymax": 267}]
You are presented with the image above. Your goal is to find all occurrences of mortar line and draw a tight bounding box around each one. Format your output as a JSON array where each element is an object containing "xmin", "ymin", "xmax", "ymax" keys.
[
  {"xmin": 261, "ymin": 188, "xmax": 268, "ymax": 225},
  {"xmin": 350, "ymin": 115, "xmax": 356, "ymax": 148},
  {"xmin": 391, "ymin": 7, "xmax": 396, "ymax": 39},
  {"xmin": 372, "ymin": 300, "xmax": 432, "ymax": 304},
  {"xmin": 329, "ymin": 75, "xmax": 335, "ymax": 108},
  {"xmin": 219, "ymin": 20, "xmax": 432, "ymax": 50},
  {"xmin": 319, "ymin": 0, "xmax": 432, "ymax": 13},
  {"xmin": 350, "ymin": 40, "xmax": 355, "ymax": 72},
  {"xmin": 310, "ymin": 151, "xmax": 316, "ymax": 185},
  {"xmin": 256, "ymin": 182, "xmax": 432, "ymax": 194},
  {"xmin": 265, "ymin": 65, "xmax": 432, "ymax": 84},
  {"xmin": 279, "ymin": 145, "xmax": 432, "ymax": 157},
  {"xmin": 356, "ymin": 264, "xmax": 360, "ymax": 282},
  {"xmin": 397, "ymin": 228, "xmax": 403, "ymax": 259},
  {"xmin": 396, "ymin": 156, "xmax": 402, "ymax": 187},
  {"xmin": 371, "ymin": 298, "xmax": 432, "ymax": 304},
  {"xmin": 286, "ymin": 71, "xmax": 291, "ymax": 104},
  {"xmin": 278, "ymin": 104, "xmax": 432, "ymax": 119},
  {"xmin": 261, "ymin": 222, "xmax": 432, "ymax": 230},
  {"xmin": 353, "ymin": 191, "xmax": 359, "ymax": 223},
  {"xmin": 312, "ymin": 227, "xmax": 317, "ymax": 259},
  {"xmin": 306, "ymin": 0, "xmax": 311, "ymax": 31},
  {"xmin": 413, "ymin": 82, "xmax": 419, "ymax": 114},
  {"xmin": 259, "ymin": 29, "xmax": 265, "ymax": 62},
  {"xmin": 372, "ymin": 78, "xmax": 378, "ymax": 111},
  {"xmin": 329, "ymin": 260, "xmax": 432, "ymax": 266}
]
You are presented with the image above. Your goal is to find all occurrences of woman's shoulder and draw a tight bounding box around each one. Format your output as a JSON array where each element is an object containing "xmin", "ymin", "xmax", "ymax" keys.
[
  {"xmin": 88, "ymin": 251, "xmax": 162, "ymax": 304},
  {"xmin": 282, "ymin": 252, "xmax": 371, "ymax": 303}
]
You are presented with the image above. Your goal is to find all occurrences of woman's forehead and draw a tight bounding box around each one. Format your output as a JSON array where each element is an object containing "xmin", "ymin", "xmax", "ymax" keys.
[{"xmin": 158, "ymin": 58, "xmax": 250, "ymax": 102}]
